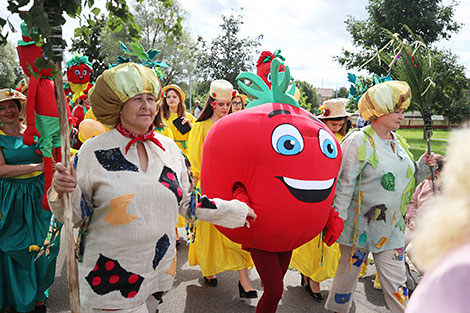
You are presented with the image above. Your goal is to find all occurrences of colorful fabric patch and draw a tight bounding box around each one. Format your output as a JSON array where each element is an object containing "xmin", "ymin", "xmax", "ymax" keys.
[
  {"xmin": 85, "ymin": 254, "xmax": 144, "ymax": 298},
  {"xmin": 94, "ymin": 147, "xmax": 139, "ymax": 172},
  {"xmin": 375, "ymin": 237, "xmax": 388, "ymax": 249},
  {"xmin": 393, "ymin": 247, "xmax": 404, "ymax": 261},
  {"xmin": 381, "ymin": 172, "xmax": 395, "ymax": 191},
  {"xmin": 153, "ymin": 234, "xmax": 170, "ymax": 269},
  {"xmin": 334, "ymin": 293, "xmax": 352, "ymax": 304},
  {"xmin": 395, "ymin": 217, "xmax": 406, "ymax": 231},
  {"xmin": 393, "ymin": 285, "xmax": 408, "ymax": 307},
  {"xmin": 198, "ymin": 195, "xmax": 217, "ymax": 209},
  {"xmin": 352, "ymin": 250, "xmax": 367, "ymax": 267},
  {"xmin": 158, "ymin": 166, "xmax": 182, "ymax": 204},
  {"xmin": 359, "ymin": 232, "xmax": 367, "ymax": 245},
  {"xmin": 364, "ymin": 204, "xmax": 387, "ymax": 223},
  {"xmin": 104, "ymin": 193, "xmax": 137, "ymax": 226},
  {"xmin": 80, "ymin": 193, "xmax": 92, "ymax": 219}
]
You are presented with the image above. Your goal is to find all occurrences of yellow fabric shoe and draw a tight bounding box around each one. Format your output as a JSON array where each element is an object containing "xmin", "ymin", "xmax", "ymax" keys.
[
  {"xmin": 359, "ymin": 260, "xmax": 368, "ymax": 278},
  {"xmin": 373, "ymin": 273, "xmax": 382, "ymax": 289}
]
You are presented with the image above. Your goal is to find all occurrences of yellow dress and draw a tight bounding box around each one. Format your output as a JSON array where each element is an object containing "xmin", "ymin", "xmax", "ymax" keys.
[
  {"xmin": 290, "ymin": 235, "xmax": 341, "ymax": 282},
  {"xmin": 162, "ymin": 112, "xmax": 195, "ymax": 155},
  {"xmin": 187, "ymin": 119, "xmax": 253, "ymax": 276},
  {"xmin": 155, "ymin": 123, "xmax": 174, "ymax": 139}
]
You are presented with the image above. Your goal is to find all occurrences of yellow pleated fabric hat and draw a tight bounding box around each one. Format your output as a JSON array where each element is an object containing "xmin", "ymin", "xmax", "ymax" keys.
[{"xmin": 358, "ymin": 81, "xmax": 411, "ymax": 122}]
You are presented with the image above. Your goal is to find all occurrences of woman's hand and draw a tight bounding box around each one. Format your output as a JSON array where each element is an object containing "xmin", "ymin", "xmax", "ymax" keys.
[
  {"xmin": 53, "ymin": 162, "xmax": 77, "ymax": 196},
  {"xmin": 181, "ymin": 117, "xmax": 192, "ymax": 127},
  {"xmin": 421, "ymin": 150, "xmax": 437, "ymax": 167},
  {"xmin": 245, "ymin": 208, "xmax": 257, "ymax": 228}
]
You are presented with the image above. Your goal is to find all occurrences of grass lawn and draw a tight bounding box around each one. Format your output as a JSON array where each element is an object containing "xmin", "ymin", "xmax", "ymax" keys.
[{"xmin": 396, "ymin": 128, "xmax": 450, "ymax": 157}]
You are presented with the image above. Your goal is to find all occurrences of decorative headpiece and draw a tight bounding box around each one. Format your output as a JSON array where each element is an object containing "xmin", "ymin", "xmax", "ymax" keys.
[{"xmin": 209, "ymin": 80, "xmax": 234, "ymax": 101}]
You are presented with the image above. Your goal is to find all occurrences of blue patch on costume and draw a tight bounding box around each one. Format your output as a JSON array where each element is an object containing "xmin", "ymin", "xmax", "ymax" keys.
[
  {"xmin": 158, "ymin": 166, "xmax": 183, "ymax": 204},
  {"xmin": 393, "ymin": 247, "xmax": 404, "ymax": 261},
  {"xmin": 73, "ymin": 153, "xmax": 79, "ymax": 169},
  {"xmin": 94, "ymin": 147, "xmax": 139, "ymax": 172},
  {"xmin": 335, "ymin": 293, "xmax": 352, "ymax": 304},
  {"xmin": 85, "ymin": 254, "xmax": 144, "ymax": 298},
  {"xmin": 153, "ymin": 234, "xmax": 170, "ymax": 269},
  {"xmin": 80, "ymin": 194, "xmax": 91, "ymax": 218},
  {"xmin": 352, "ymin": 250, "xmax": 367, "ymax": 267}
]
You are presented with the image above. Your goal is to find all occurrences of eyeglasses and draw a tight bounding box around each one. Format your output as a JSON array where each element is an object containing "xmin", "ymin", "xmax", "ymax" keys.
[{"xmin": 231, "ymin": 101, "xmax": 243, "ymax": 107}]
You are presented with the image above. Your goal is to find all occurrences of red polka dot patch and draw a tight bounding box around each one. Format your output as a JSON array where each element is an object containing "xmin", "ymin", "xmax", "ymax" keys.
[{"xmin": 85, "ymin": 254, "xmax": 144, "ymax": 298}]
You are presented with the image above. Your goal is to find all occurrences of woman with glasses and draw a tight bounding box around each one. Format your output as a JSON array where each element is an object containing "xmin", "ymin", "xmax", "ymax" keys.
[
  {"xmin": 188, "ymin": 80, "xmax": 257, "ymax": 299},
  {"xmin": 229, "ymin": 91, "xmax": 247, "ymax": 113}
]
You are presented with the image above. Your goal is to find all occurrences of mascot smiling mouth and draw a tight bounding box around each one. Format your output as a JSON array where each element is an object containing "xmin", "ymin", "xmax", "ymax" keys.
[{"xmin": 275, "ymin": 176, "xmax": 335, "ymax": 203}]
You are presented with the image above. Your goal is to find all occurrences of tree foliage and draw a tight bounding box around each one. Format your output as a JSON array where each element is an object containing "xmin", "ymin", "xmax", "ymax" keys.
[
  {"xmin": 336, "ymin": 0, "xmax": 462, "ymax": 73},
  {"xmin": 295, "ymin": 80, "xmax": 321, "ymax": 113},
  {"xmin": 0, "ymin": 41, "xmax": 21, "ymax": 88},
  {"xmin": 337, "ymin": 0, "xmax": 468, "ymax": 124},
  {"xmin": 197, "ymin": 14, "xmax": 263, "ymax": 88}
]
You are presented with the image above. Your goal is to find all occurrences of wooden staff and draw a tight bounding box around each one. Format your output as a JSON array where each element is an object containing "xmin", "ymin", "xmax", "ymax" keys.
[{"xmin": 45, "ymin": 2, "xmax": 81, "ymax": 310}]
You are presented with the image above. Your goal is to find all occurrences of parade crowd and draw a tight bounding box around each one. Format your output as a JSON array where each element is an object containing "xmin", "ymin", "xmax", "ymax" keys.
[{"xmin": 1, "ymin": 24, "xmax": 470, "ymax": 313}]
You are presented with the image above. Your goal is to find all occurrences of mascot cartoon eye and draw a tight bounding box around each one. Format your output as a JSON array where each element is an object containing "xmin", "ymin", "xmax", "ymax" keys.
[
  {"xmin": 82, "ymin": 69, "xmax": 88, "ymax": 76},
  {"xmin": 271, "ymin": 124, "xmax": 304, "ymax": 156},
  {"xmin": 267, "ymin": 72, "xmax": 272, "ymax": 83},
  {"xmin": 318, "ymin": 128, "xmax": 338, "ymax": 159},
  {"xmin": 75, "ymin": 69, "xmax": 80, "ymax": 76}
]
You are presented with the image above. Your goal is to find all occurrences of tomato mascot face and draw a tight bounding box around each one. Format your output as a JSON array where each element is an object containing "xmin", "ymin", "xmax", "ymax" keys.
[
  {"xmin": 256, "ymin": 51, "xmax": 285, "ymax": 89},
  {"xmin": 201, "ymin": 102, "xmax": 342, "ymax": 252},
  {"xmin": 17, "ymin": 45, "xmax": 53, "ymax": 78},
  {"xmin": 67, "ymin": 63, "xmax": 92, "ymax": 84}
]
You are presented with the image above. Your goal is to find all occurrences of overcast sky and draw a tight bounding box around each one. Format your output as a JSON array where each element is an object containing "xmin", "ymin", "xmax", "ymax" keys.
[
  {"xmin": 1, "ymin": 0, "xmax": 469, "ymax": 89},
  {"xmin": 178, "ymin": 0, "xmax": 470, "ymax": 89}
]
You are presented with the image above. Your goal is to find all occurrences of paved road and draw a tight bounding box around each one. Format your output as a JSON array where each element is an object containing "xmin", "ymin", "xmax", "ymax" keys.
[{"xmin": 48, "ymin": 230, "xmax": 391, "ymax": 313}]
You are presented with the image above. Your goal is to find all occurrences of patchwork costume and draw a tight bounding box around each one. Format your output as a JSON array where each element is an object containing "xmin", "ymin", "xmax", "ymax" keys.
[
  {"xmin": 325, "ymin": 81, "xmax": 432, "ymax": 313},
  {"xmin": 48, "ymin": 63, "xmax": 250, "ymax": 312}
]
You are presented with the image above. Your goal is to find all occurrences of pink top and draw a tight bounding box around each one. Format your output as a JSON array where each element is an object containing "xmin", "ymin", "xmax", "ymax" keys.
[
  {"xmin": 405, "ymin": 179, "xmax": 434, "ymax": 226},
  {"xmin": 406, "ymin": 243, "xmax": 470, "ymax": 313}
]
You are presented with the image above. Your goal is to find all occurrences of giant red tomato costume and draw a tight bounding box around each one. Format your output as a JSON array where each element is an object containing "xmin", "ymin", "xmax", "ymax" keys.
[
  {"xmin": 201, "ymin": 58, "xmax": 344, "ymax": 313},
  {"xmin": 16, "ymin": 22, "xmax": 70, "ymax": 210}
]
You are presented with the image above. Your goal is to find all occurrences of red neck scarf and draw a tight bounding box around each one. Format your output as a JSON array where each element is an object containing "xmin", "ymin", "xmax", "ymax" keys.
[{"xmin": 116, "ymin": 123, "xmax": 165, "ymax": 154}]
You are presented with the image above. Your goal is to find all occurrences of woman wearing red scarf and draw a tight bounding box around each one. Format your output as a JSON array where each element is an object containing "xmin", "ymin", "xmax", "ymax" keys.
[{"xmin": 48, "ymin": 62, "xmax": 255, "ymax": 313}]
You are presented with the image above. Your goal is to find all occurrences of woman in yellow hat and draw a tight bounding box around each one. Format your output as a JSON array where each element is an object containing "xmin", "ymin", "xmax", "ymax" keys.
[
  {"xmin": 161, "ymin": 84, "xmax": 195, "ymax": 155},
  {"xmin": 188, "ymin": 80, "xmax": 257, "ymax": 298}
]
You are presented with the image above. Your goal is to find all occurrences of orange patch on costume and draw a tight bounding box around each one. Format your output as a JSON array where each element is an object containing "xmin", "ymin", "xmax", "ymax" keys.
[
  {"xmin": 104, "ymin": 193, "xmax": 137, "ymax": 225},
  {"xmin": 375, "ymin": 237, "xmax": 388, "ymax": 249},
  {"xmin": 166, "ymin": 251, "xmax": 177, "ymax": 276},
  {"xmin": 393, "ymin": 287, "xmax": 408, "ymax": 306}
]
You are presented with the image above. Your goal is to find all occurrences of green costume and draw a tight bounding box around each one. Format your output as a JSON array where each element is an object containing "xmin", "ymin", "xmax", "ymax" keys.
[{"xmin": 0, "ymin": 131, "xmax": 60, "ymax": 312}]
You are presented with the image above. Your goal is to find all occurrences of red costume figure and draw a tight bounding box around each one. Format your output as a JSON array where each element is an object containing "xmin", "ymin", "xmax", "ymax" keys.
[
  {"xmin": 65, "ymin": 54, "xmax": 93, "ymax": 106},
  {"xmin": 202, "ymin": 58, "xmax": 344, "ymax": 312},
  {"xmin": 16, "ymin": 22, "xmax": 69, "ymax": 210},
  {"xmin": 256, "ymin": 50, "xmax": 286, "ymax": 88}
]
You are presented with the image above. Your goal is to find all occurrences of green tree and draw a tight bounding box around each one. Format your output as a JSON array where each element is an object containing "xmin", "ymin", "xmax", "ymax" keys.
[
  {"xmin": 336, "ymin": 0, "xmax": 462, "ymax": 73},
  {"xmin": 197, "ymin": 14, "xmax": 263, "ymax": 87},
  {"xmin": 70, "ymin": 15, "xmax": 109, "ymax": 81},
  {"xmin": 0, "ymin": 41, "xmax": 21, "ymax": 88},
  {"xmin": 337, "ymin": 0, "xmax": 468, "ymax": 124},
  {"xmin": 332, "ymin": 86, "xmax": 349, "ymax": 99},
  {"xmin": 295, "ymin": 80, "xmax": 321, "ymax": 112}
]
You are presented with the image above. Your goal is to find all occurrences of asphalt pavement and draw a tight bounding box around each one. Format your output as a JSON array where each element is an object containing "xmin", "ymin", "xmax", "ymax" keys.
[{"xmin": 47, "ymin": 230, "xmax": 392, "ymax": 313}]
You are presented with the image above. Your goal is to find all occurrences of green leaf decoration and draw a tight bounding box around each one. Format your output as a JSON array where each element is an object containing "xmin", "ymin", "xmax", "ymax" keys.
[
  {"xmin": 368, "ymin": 151, "xmax": 379, "ymax": 168},
  {"xmin": 381, "ymin": 172, "xmax": 396, "ymax": 191},
  {"xmin": 395, "ymin": 217, "xmax": 406, "ymax": 231},
  {"xmin": 407, "ymin": 165, "xmax": 414, "ymax": 178},
  {"xmin": 91, "ymin": 8, "xmax": 101, "ymax": 16},
  {"xmin": 359, "ymin": 232, "xmax": 367, "ymax": 245},
  {"xmin": 236, "ymin": 58, "xmax": 299, "ymax": 109},
  {"xmin": 357, "ymin": 142, "xmax": 366, "ymax": 162}
]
